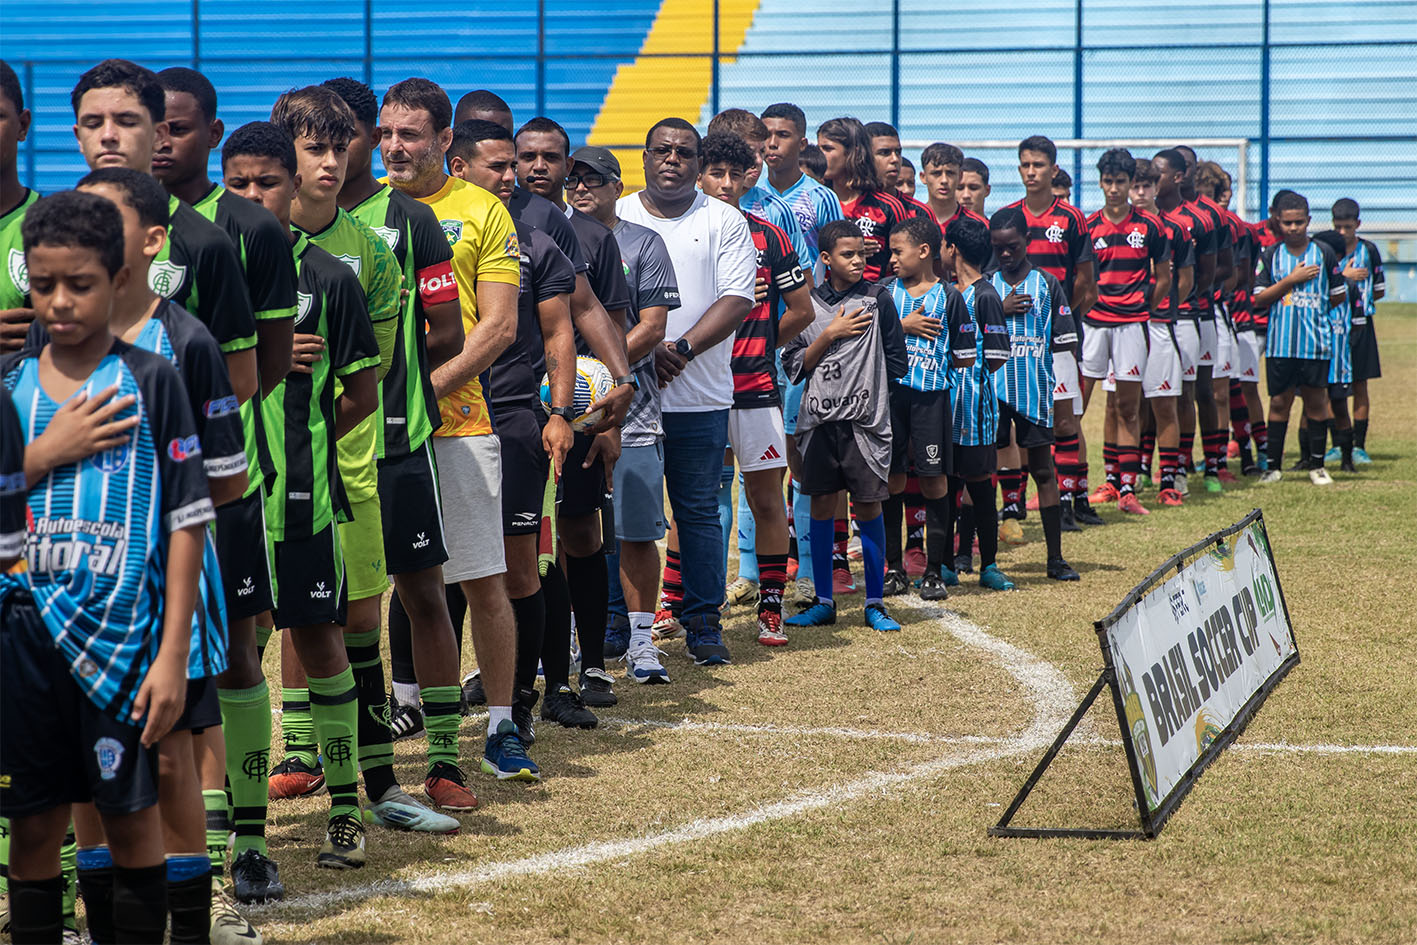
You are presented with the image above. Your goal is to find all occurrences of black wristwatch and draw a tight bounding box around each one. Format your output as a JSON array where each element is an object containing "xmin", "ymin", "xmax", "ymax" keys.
[
  {"xmin": 673, "ymin": 337, "xmax": 695, "ymax": 361},
  {"xmin": 614, "ymin": 373, "xmax": 639, "ymax": 390},
  {"xmin": 548, "ymin": 406, "xmax": 577, "ymax": 423}
]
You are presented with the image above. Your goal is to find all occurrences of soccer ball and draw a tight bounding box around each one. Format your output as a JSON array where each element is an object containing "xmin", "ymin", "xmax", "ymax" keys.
[{"xmin": 540, "ymin": 355, "xmax": 615, "ymax": 432}]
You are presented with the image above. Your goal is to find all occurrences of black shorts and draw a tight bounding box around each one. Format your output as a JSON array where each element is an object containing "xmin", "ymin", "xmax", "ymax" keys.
[
  {"xmin": 797, "ymin": 421, "xmax": 889, "ymax": 502},
  {"xmin": 271, "ymin": 523, "xmax": 348, "ymax": 628},
  {"xmin": 1328, "ymin": 382, "xmax": 1352, "ymax": 400},
  {"xmin": 1266, "ymin": 356, "xmax": 1328, "ymax": 395},
  {"xmin": 1350, "ymin": 322, "xmax": 1381, "ymax": 381},
  {"xmin": 889, "ymin": 386, "xmax": 951, "ymax": 478},
  {"xmin": 951, "ymin": 444, "xmax": 997, "ymax": 480},
  {"xmin": 496, "ymin": 406, "xmax": 549, "ymax": 535},
  {"xmin": 0, "ymin": 595, "xmax": 160, "ymax": 818},
  {"xmin": 377, "ymin": 440, "xmax": 450, "ymax": 574},
  {"xmin": 173, "ymin": 676, "xmax": 222, "ymax": 734},
  {"xmin": 215, "ymin": 490, "xmax": 274, "ymax": 620},
  {"xmin": 994, "ymin": 402, "xmax": 1055, "ymax": 449},
  {"xmin": 560, "ymin": 432, "xmax": 607, "ymax": 519}
]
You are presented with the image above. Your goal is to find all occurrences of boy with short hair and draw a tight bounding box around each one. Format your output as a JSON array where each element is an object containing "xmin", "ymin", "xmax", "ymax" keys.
[
  {"xmin": 957, "ymin": 158, "xmax": 991, "ymax": 218},
  {"xmin": 1051, "ymin": 167, "xmax": 1072, "ymax": 203},
  {"xmin": 1253, "ymin": 191, "xmax": 1346, "ymax": 485},
  {"xmin": 799, "ymin": 145, "xmax": 827, "ymax": 184},
  {"xmin": 1311, "ymin": 230, "xmax": 1358, "ymax": 472},
  {"xmin": 1330, "ymin": 198, "xmax": 1385, "ymax": 464},
  {"xmin": 920, "ymin": 142, "xmax": 965, "ymax": 224},
  {"xmin": 1, "ymin": 190, "xmax": 212, "ymax": 943},
  {"xmin": 881, "ymin": 216, "xmax": 975, "ymax": 600},
  {"xmin": 783, "ymin": 221, "xmax": 908, "ymax": 632},
  {"xmin": 897, "ymin": 157, "xmax": 916, "ymax": 200},
  {"xmin": 865, "ymin": 123, "xmax": 938, "ymax": 228}
]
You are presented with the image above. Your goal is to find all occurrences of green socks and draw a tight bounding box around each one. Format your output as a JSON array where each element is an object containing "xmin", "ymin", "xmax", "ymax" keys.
[
  {"xmin": 280, "ymin": 687, "xmax": 318, "ymax": 769},
  {"xmin": 421, "ymin": 685, "xmax": 461, "ymax": 773},
  {"xmin": 308, "ymin": 668, "xmax": 360, "ymax": 818},
  {"xmin": 345, "ymin": 628, "xmax": 397, "ymax": 800},
  {"xmin": 219, "ymin": 681, "xmax": 272, "ymax": 857},
  {"xmin": 203, "ymin": 789, "xmax": 230, "ymax": 874}
]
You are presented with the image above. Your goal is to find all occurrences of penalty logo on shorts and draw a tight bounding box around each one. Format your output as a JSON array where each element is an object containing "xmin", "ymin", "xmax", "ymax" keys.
[{"xmin": 94, "ymin": 737, "xmax": 124, "ymax": 781}]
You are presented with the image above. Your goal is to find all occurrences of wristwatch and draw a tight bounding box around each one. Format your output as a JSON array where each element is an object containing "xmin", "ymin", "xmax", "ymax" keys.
[
  {"xmin": 614, "ymin": 373, "xmax": 639, "ymax": 390},
  {"xmin": 548, "ymin": 406, "xmax": 577, "ymax": 422},
  {"xmin": 673, "ymin": 337, "xmax": 695, "ymax": 361}
]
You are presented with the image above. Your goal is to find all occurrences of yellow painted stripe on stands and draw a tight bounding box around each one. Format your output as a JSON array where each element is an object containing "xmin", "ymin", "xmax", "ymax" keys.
[{"xmin": 588, "ymin": 0, "xmax": 761, "ymax": 190}]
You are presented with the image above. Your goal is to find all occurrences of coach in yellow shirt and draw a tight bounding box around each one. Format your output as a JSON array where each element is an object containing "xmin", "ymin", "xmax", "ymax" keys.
[{"xmin": 380, "ymin": 77, "xmax": 539, "ymax": 780}]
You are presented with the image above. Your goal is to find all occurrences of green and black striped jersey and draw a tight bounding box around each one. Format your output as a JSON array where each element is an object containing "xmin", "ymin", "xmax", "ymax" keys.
[
  {"xmin": 262, "ymin": 232, "xmax": 380, "ymax": 542},
  {"xmin": 1, "ymin": 188, "xmax": 39, "ymax": 310},
  {"xmin": 347, "ymin": 184, "xmax": 454, "ymax": 456},
  {"xmin": 152, "ymin": 196, "xmax": 258, "ymax": 354}
]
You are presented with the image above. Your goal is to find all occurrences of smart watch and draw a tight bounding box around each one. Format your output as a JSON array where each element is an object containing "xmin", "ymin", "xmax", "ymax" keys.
[
  {"xmin": 548, "ymin": 406, "xmax": 577, "ymax": 422},
  {"xmin": 614, "ymin": 373, "xmax": 639, "ymax": 390},
  {"xmin": 674, "ymin": 337, "xmax": 695, "ymax": 361}
]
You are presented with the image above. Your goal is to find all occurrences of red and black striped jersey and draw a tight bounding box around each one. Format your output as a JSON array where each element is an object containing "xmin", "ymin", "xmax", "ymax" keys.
[
  {"xmin": 731, "ymin": 213, "xmax": 807, "ymax": 408},
  {"xmin": 944, "ymin": 203, "xmax": 989, "ymax": 227},
  {"xmin": 898, "ymin": 193, "xmax": 940, "ymax": 230},
  {"xmin": 1004, "ymin": 197, "xmax": 1093, "ymax": 306},
  {"xmin": 1155, "ymin": 209, "xmax": 1197, "ymax": 322},
  {"xmin": 1172, "ymin": 200, "xmax": 1217, "ymax": 317},
  {"xmin": 1085, "ymin": 207, "xmax": 1169, "ymax": 325},
  {"xmin": 1249, "ymin": 220, "xmax": 1278, "ymax": 331},
  {"xmin": 1219, "ymin": 207, "xmax": 1250, "ymax": 317},
  {"xmin": 841, "ymin": 189, "xmax": 911, "ymax": 283},
  {"xmin": 1197, "ymin": 195, "xmax": 1235, "ymax": 310}
]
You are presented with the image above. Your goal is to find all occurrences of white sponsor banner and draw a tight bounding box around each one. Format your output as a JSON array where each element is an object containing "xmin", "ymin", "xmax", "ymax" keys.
[{"xmin": 1106, "ymin": 517, "xmax": 1294, "ymax": 812}]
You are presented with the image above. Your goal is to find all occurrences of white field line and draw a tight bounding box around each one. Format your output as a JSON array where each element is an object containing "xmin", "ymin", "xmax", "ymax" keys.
[{"xmin": 265, "ymin": 607, "xmax": 1073, "ymax": 917}]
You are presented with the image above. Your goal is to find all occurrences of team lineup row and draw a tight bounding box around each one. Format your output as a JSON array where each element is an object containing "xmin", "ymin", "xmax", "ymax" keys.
[{"xmin": 0, "ymin": 55, "xmax": 1387, "ymax": 945}]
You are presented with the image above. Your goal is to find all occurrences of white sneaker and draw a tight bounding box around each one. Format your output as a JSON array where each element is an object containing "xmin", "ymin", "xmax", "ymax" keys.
[
  {"xmin": 1258, "ymin": 469, "xmax": 1283, "ymax": 484},
  {"xmin": 721, "ymin": 576, "xmax": 759, "ymax": 611},
  {"xmin": 792, "ymin": 577, "xmax": 816, "ymax": 603},
  {"xmin": 626, "ymin": 642, "xmax": 670, "ymax": 684},
  {"xmin": 1175, "ymin": 471, "xmax": 1190, "ymax": 496},
  {"xmin": 1309, "ymin": 467, "xmax": 1334, "ymax": 485},
  {"xmin": 211, "ymin": 879, "xmax": 262, "ymax": 945}
]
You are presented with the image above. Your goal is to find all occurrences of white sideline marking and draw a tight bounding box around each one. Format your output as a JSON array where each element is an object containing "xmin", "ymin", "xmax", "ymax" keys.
[{"xmin": 266, "ymin": 608, "xmax": 1073, "ymax": 916}]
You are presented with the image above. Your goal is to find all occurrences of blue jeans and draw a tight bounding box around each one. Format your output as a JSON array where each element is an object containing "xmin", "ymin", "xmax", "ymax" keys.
[{"xmin": 663, "ymin": 409, "xmax": 729, "ymax": 623}]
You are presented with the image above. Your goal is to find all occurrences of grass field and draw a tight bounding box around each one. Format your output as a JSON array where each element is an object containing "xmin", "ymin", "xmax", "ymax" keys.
[{"xmin": 252, "ymin": 304, "xmax": 1416, "ymax": 945}]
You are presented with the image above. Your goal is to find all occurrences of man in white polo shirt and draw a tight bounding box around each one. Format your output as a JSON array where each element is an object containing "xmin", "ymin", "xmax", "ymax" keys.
[{"xmin": 618, "ymin": 117, "xmax": 755, "ymax": 666}]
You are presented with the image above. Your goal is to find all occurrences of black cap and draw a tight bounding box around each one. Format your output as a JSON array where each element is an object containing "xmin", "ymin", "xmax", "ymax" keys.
[{"xmin": 570, "ymin": 145, "xmax": 620, "ymax": 179}]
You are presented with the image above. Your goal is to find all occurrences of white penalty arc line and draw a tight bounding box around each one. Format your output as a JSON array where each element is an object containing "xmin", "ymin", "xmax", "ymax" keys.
[{"xmin": 265, "ymin": 607, "xmax": 1074, "ymax": 917}]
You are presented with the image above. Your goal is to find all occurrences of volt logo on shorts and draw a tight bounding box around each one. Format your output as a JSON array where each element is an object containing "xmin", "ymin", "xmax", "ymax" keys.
[
  {"xmin": 759, "ymin": 445, "xmax": 781, "ymax": 462},
  {"xmin": 412, "ymin": 531, "xmax": 431, "ymax": 549},
  {"xmin": 311, "ymin": 581, "xmax": 333, "ymax": 600},
  {"xmin": 237, "ymin": 576, "xmax": 256, "ymax": 597}
]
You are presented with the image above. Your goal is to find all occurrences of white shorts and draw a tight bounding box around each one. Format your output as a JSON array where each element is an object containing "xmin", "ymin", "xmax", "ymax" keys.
[
  {"xmin": 430, "ymin": 434, "xmax": 507, "ymax": 583},
  {"xmin": 1212, "ymin": 318, "xmax": 1237, "ymax": 378},
  {"xmin": 1144, "ymin": 321, "xmax": 1183, "ymax": 399},
  {"xmin": 1197, "ymin": 318, "xmax": 1217, "ymax": 368},
  {"xmin": 728, "ymin": 406, "xmax": 788, "ymax": 472},
  {"xmin": 1235, "ymin": 331, "xmax": 1262, "ymax": 383},
  {"xmin": 1051, "ymin": 351, "xmax": 1083, "ymax": 416},
  {"xmin": 1174, "ymin": 320, "xmax": 1201, "ymax": 382},
  {"xmin": 1081, "ymin": 322, "xmax": 1147, "ymax": 383}
]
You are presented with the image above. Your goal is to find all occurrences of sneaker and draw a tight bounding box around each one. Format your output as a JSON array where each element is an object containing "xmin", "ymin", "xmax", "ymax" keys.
[
  {"xmin": 684, "ymin": 618, "xmax": 731, "ymax": 666},
  {"xmin": 832, "ymin": 567, "xmax": 857, "ymax": 595},
  {"xmin": 1205, "ymin": 474, "xmax": 1223, "ymax": 494},
  {"xmin": 390, "ymin": 699, "xmax": 426, "ymax": 739},
  {"xmin": 757, "ymin": 610, "xmax": 789, "ymax": 646},
  {"xmin": 512, "ymin": 688, "xmax": 538, "ymax": 746},
  {"xmin": 883, "ymin": 568, "xmax": 909, "ymax": 597},
  {"xmin": 370, "ymin": 785, "xmax": 462, "ymax": 832},
  {"xmin": 1257, "ymin": 452, "xmax": 1270, "ymax": 471},
  {"xmin": 651, "ymin": 608, "xmax": 683, "ymax": 641},
  {"xmin": 999, "ymin": 518, "xmax": 1026, "ymax": 546},
  {"xmin": 316, "ymin": 813, "xmax": 366, "ymax": 869},
  {"xmin": 211, "ymin": 879, "xmax": 262, "ymax": 944},
  {"xmin": 1324, "ymin": 446, "xmax": 1341, "ymax": 463},
  {"xmin": 1309, "ymin": 467, "xmax": 1334, "ymax": 486},
  {"xmin": 1118, "ymin": 493, "xmax": 1150, "ymax": 515},
  {"xmin": 578, "ymin": 667, "xmax": 618, "ymax": 706},
  {"xmin": 268, "ymin": 757, "xmax": 324, "ymax": 800},
  {"xmin": 864, "ymin": 602, "xmax": 901, "ymax": 632},
  {"xmin": 1138, "ymin": 473, "xmax": 1154, "ymax": 491},
  {"xmin": 1227, "ymin": 440, "xmax": 1240, "ymax": 459},
  {"xmin": 460, "ymin": 672, "xmax": 485, "ymax": 708},
  {"xmin": 979, "ymin": 564, "xmax": 1015, "ymax": 591},
  {"xmin": 1340, "ymin": 457, "xmax": 1357, "ymax": 473},
  {"xmin": 604, "ymin": 614, "xmax": 630, "ymax": 662},
  {"xmin": 1175, "ymin": 471, "xmax": 1189, "ymax": 496},
  {"xmin": 953, "ymin": 552, "xmax": 974, "ymax": 575},
  {"xmin": 1258, "ymin": 469, "xmax": 1283, "ymax": 484},
  {"xmin": 785, "ymin": 600, "xmax": 836, "ymax": 627},
  {"xmin": 1073, "ymin": 498, "xmax": 1106, "ymax": 526},
  {"xmin": 722, "ymin": 576, "xmax": 759, "ymax": 610},
  {"xmin": 1058, "ymin": 502, "xmax": 1082, "ymax": 532},
  {"xmin": 903, "ymin": 546, "xmax": 928, "ymax": 579},
  {"xmin": 542, "ymin": 686, "xmax": 598, "ymax": 729},
  {"xmin": 1288, "ymin": 456, "xmax": 1312, "ymax": 472},
  {"xmin": 1088, "ymin": 483, "xmax": 1121, "ymax": 504},
  {"xmin": 1157, "ymin": 488, "xmax": 1184, "ymax": 506},
  {"xmin": 1025, "ymin": 493, "xmax": 1041, "ymax": 512},
  {"xmin": 786, "ymin": 556, "xmax": 799, "ymax": 580},
  {"xmin": 1216, "ymin": 466, "xmax": 1239, "ymax": 484},
  {"xmin": 626, "ymin": 641, "xmax": 671, "ymax": 684},
  {"xmin": 1353, "ymin": 447, "xmax": 1373, "ymax": 465},
  {"xmin": 230, "ymin": 849, "xmax": 284, "ymax": 904},
  {"xmin": 1241, "ymin": 461, "xmax": 1261, "ymax": 477},
  {"xmin": 918, "ymin": 570, "xmax": 950, "ymax": 601},
  {"xmin": 1047, "ymin": 556, "xmax": 1081, "ymax": 582},
  {"xmin": 422, "ymin": 763, "xmax": 480, "ymax": 813},
  {"xmin": 482, "ymin": 719, "xmax": 541, "ymax": 781},
  {"xmin": 791, "ymin": 576, "xmax": 816, "ymax": 604},
  {"xmin": 847, "ymin": 535, "xmax": 863, "ymax": 560}
]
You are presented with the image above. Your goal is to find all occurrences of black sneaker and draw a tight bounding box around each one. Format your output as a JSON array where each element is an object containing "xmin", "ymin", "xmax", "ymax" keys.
[
  {"xmin": 1047, "ymin": 556, "xmax": 1081, "ymax": 581},
  {"xmin": 461, "ymin": 671, "xmax": 486, "ymax": 707},
  {"xmin": 1058, "ymin": 501, "xmax": 1082, "ymax": 533},
  {"xmin": 1340, "ymin": 458, "xmax": 1357, "ymax": 473},
  {"xmin": 953, "ymin": 552, "xmax": 974, "ymax": 575},
  {"xmin": 389, "ymin": 700, "xmax": 424, "ymax": 741},
  {"xmin": 1073, "ymin": 497, "xmax": 1106, "ymax": 526},
  {"xmin": 883, "ymin": 568, "xmax": 909, "ymax": 597},
  {"xmin": 542, "ymin": 686, "xmax": 598, "ymax": 729},
  {"xmin": 918, "ymin": 570, "xmax": 950, "ymax": 601},
  {"xmin": 578, "ymin": 668, "xmax": 617, "ymax": 707},
  {"xmin": 512, "ymin": 687, "xmax": 539, "ymax": 746},
  {"xmin": 1288, "ymin": 456, "xmax": 1312, "ymax": 472},
  {"xmin": 684, "ymin": 616, "xmax": 731, "ymax": 666},
  {"xmin": 231, "ymin": 848, "xmax": 285, "ymax": 903}
]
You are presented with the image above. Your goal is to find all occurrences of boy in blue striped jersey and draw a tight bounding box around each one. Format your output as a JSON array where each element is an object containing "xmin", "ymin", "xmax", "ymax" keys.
[
  {"xmin": 882, "ymin": 217, "xmax": 975, "ymax": 601},
  {"xmin": 1330, "ymin": 199, "xmax": 1385, "ymax": 464},
  {"xmin": 1253, "ymin": 191, "xmax": 1346, "ymax": 485},
  {"xmin": 987, "ymin": 207, "xmax": 1080, "ymax": 582}
]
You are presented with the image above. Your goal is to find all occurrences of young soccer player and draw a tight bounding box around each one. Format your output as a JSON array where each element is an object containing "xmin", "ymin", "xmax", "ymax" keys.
[
  {"xmin": 0, "ymin": 59, "xmax": 36, "ymax": 352},
  {"xmin": 1312, "ymin": 230, "xmax": 1358, "ymax": 471},
  {"xmin": 920, "ymin": 143, "xmax": 965, "ymax": 225},
  {"xmin": 988, "ymin": 206, "xmax": 1081, "ymax": 581},
  {"xmin": 882, "ymin": 216, "xmax": 975, "ymax": 600},
  {"xmin": 799, "ymin": 145, "xmax": 827, "ymax": 184},
  {"xmin": 865, "ymin": 123, "xmax": 938, "ymax": 228},
  {"xmin": 1331, "ymin": 198, "xmax": 1385, "ymax": 464},
  {"xmin": 897, "ymin": 157, "xmax": 916, "ymax": 200},
  {"xmin": 957, "ymin": 158, "xmax": 991, "ymax": 219},
  {"xmin": 1082, "ymin": 149, "xmax": 1171, "ymax": 514},
  {"xmin": 941, "ymin": 213, "xmax": 1014, "ymax": 589},
  {"xmin": 224, "ymin": 118, "xmax": 383, "ymax": 869},
  {"xmin": 782, "ymin": 220, "xmax": 908, "ymax": 630},
  {"xmin": 1253, "ymin": 191, "xmax": 1346, "ymax": 484},
  {"xmin": 1051, "ymin": 168, "xmax": 1072, "ymax": 203},
  {"xmin": 2, "ymin": 190, "xmax": 211, "ymax": 944},
  {"xmin": 1187, "ymin": 154, "xmax": 1238, "ymax": 489},
  {"xmin": 816, "ymin": 118, "xmax": 910, "ymax": 284}
]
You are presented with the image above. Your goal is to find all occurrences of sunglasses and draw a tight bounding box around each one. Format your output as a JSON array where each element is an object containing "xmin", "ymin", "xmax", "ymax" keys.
[
  {"xmin": 648, "ymin": 145, "xmax": 698, "ymax": 161},
  {"xmin": 564, "ymin": 173, "xmax": 614, "ymax": 189}
]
